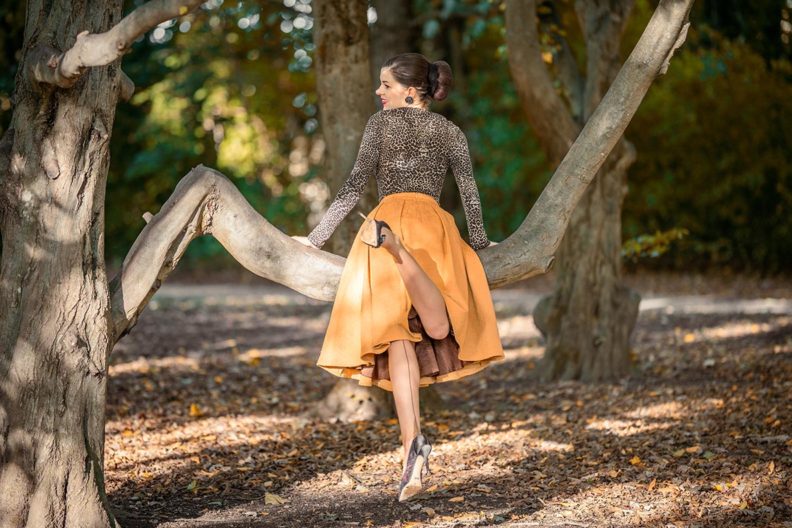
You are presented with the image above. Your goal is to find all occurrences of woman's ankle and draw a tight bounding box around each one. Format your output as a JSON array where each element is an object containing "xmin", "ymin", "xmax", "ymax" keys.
[{"xmin": 381, "ymin": 226, "xmax": 404, "ymax": 261}]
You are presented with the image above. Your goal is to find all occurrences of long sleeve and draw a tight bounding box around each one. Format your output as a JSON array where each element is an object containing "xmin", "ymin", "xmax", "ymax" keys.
[
  {"xmin": 307, "ymin": 112, "xmax": 382, "ymax": 249},
  {"xmin": 448, "ymin": 124, "xmax": 490, "ymax": 250}
]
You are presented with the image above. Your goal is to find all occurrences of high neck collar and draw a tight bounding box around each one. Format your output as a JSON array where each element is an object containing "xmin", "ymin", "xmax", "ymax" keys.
[{"xmin": 382, "ymin": 106, "xmax": 431, "ymax": 113}]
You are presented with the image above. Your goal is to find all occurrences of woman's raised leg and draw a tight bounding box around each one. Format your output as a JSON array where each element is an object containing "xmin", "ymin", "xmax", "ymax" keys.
[
  {"xmin": 380, "ymin": 226, "xmax": 450, "ymax": 340},
  {"xmin": 388, "ymin": 339, "xmax": 421, "ymax": 472}
]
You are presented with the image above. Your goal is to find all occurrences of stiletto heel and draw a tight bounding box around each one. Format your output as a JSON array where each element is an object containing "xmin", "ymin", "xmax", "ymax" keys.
[
  {"xmin": 421, "ymin": 442, "xmax": 432, "ymax": 475},
  {"xmin": 357, "ymin": 211, "xmax": 392, "ymax": 248},
  {"xmin": 398, "ymin": 434, "xmax": 432, "ymax": 502}
]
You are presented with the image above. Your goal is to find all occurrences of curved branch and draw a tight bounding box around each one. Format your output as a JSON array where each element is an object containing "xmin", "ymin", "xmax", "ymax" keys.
[
  {"xmin": 483, "ymin": 0, "xmax": 693, "ymax": 288},
  {"xmin": 109, "ymin": 165, "xmax": 344, "ymax": 343},
  {"xmin": 28, "ymin": 0, "xmax": 204, "ymax": 89}
]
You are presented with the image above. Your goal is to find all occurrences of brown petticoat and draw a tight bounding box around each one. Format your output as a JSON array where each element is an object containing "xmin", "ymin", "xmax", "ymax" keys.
[{"xmin": 359, "ymin": 306, "xmax": 469, "ymax": 384}]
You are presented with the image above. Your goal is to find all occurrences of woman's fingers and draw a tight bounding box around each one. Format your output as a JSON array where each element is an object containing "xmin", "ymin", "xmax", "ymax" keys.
[{"xmin": 291, "ymin": 235, "xmax": 320, "ymax": 249}]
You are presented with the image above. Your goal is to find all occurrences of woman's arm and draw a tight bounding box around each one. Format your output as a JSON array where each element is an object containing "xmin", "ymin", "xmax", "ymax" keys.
[
  {"xmin": 307, "ymin": 112, "xmax": 383, "ymax": 249},
  {"xmin": 448, "ymin": 124, "xmax": 491, "ymax": 251}
]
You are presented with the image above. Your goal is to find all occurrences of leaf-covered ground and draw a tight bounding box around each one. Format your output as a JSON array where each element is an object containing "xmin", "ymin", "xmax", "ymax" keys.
[{"xmin": 105, "ymin": 270, "xmax": 792, "ymax": 528}]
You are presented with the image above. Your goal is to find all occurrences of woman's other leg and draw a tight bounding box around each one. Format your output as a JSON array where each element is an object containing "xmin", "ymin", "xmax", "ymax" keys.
[
  {"xmin": 381, "ymin": 226, "xmax": 450, "ymax": 340},
  {"xmin": 388, "ymin": 339, "xmax": 421, "ymax": 472}
]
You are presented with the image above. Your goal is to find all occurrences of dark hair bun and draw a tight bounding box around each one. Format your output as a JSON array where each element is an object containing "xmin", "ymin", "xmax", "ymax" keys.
[
  {"xmin": 429, "ymin": 60, "xmax": 453, "ymax": 101},
  {"xmin": 381, "ymin": 53, "xmax": 454, "ymax": 105}
]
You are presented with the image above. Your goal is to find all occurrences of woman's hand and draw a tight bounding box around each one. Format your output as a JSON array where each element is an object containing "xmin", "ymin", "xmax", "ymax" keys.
[
  {"xmin": 292, "ymin": 235, "xmax": 320, "ymax": 249},
  {"xmin": 474, "ymin": 240, "xmax": 498, "ymax": 251}
]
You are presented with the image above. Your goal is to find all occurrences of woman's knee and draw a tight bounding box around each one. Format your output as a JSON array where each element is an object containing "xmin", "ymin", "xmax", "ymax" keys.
[{"xmin": 425, "ymin": 319, "xmax": 450, "ymax": 340}]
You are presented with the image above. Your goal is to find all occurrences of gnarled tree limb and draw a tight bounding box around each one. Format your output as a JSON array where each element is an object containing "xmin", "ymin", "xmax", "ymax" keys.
[
  {"xmin": 109, "ymin": 165, "xmax": 345, "ymax": 342},
  {"xmin": 28, "ymin": 0, "xmax": 204, "ymax": 89}
]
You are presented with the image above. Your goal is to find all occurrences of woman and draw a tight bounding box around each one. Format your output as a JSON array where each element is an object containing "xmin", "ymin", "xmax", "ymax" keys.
[{"xmin": 292, "ymin": 52, "xmax": 504, "ymax": 502}]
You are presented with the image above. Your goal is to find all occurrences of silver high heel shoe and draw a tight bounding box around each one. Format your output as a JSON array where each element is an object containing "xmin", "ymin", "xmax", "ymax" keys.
[{"xmin": 398, "ymin": 433, "xmax": 432, "ymax": 502}]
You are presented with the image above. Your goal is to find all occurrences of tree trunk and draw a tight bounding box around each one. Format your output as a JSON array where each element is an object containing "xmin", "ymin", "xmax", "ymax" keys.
[
  {"xmin": 0, "ymin": 0, "xmax": 123, "ymax": 524},
  {"xmin": 533, "ymin": 1, "xmax": 641, "ymax": 382},
  {"xmin": 533, "ymin": 142, "xmax": 641, "ymax": 381},
  {"xmin": 369, "ymin": 0, "xmax": 415, "ymax": 87},
  {"xmin": 312, "ymin": 0, "xmax": 390, "ymax": 421},
  {"xmin": 313, "ymin": 0, "xmax": 379, "ymax": 256},
  {"xmin": 506, "ymin": 0, "xmax": 648, "ymax": 381}
]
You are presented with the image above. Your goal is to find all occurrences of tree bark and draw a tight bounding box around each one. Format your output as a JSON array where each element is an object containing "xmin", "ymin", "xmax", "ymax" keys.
[
  {"xmin": 0, "ymin": 1, "xmax": 207, "ymax": 525},
  {"xmin": 313, "ymin": 0, "xmax": 379, "ymax": 256},
  {"xmin": 0, "ymin": 1, "xmax": 121, "ymax": 524}
]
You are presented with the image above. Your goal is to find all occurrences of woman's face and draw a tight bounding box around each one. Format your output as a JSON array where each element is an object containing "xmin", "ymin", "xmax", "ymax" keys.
[{"xmin": 375, "ymin": 67, "xmax": 419, "ymax": 110}]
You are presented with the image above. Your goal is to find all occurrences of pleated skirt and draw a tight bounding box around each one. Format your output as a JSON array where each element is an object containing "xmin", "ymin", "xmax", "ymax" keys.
[{"xmin": 316, "ymin": 191, "xmax": 505, "ymax": 392}]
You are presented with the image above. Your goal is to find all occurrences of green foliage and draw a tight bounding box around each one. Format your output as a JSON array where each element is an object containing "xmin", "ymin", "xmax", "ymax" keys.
[
  {"xmin": 622, "ymin": 227, "xmax": 690, "ymax": 262},
  {"xmin": 624, "ymin": 25, "xmax": 792, "ymax": 273},
  {"xmin": 105, "ymin": 1, "xmax": 317, "ymax": 267},
  {"xmin": 461, "ymin": 74, "xmax": 551, "ymax": 244}
]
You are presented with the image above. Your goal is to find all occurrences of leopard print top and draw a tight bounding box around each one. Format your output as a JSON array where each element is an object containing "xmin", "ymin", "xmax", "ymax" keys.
[{"xmin": 306, "ymin": 106, "xmax": 491, "ymax": 250}]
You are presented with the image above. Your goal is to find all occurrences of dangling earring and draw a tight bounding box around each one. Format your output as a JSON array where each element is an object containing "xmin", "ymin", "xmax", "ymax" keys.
[{"xmin": 405, "ymin": 96, "xmax": 414, "ymax": 104}]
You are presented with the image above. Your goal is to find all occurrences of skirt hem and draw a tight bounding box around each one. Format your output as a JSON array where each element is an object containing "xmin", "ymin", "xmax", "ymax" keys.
[{"xmin": 316, "ymin": 353, "xmax": 506, "ymax": 393}]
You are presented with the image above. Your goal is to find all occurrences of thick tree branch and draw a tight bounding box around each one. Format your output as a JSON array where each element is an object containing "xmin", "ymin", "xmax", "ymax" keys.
[
  {"xmin": 109, "ymin": 165, "xmax": 345, "ymax": 343},
  {"xmin": 505, "ymin": 0, "xmax": 581, "ymax": 166},
  {"xmin": 486, "ymin": 0, "xmax": 693, "ymax": 288},
  {"xmin": 28, "ymin": 0, "xmax": 204, "ymax": 89}
]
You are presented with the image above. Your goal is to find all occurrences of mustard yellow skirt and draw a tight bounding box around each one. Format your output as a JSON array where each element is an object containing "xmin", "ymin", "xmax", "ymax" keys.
[{"xmin": 316, "ymin": 191, "xmax": 505, "ymax": 392}]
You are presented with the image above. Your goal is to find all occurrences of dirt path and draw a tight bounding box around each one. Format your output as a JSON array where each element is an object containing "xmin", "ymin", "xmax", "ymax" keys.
[{"xmin": 106, "ymin": 272, "xmax": 792, "ymax": 528}]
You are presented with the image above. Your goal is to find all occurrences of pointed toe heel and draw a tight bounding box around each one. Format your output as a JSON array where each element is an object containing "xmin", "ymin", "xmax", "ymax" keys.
[
  {"xmin": 397, "ymin": 434, "xmax": 433, "ymax": 502},
  {"xmin": 357, "ymin": 211, "xmax": 391, "ymax": 248}
]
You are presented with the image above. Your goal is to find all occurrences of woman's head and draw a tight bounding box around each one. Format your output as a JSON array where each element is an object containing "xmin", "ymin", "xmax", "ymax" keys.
[{"xmin": 376, "ymin": 53, "xmax": 453, "ymax": 110}]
